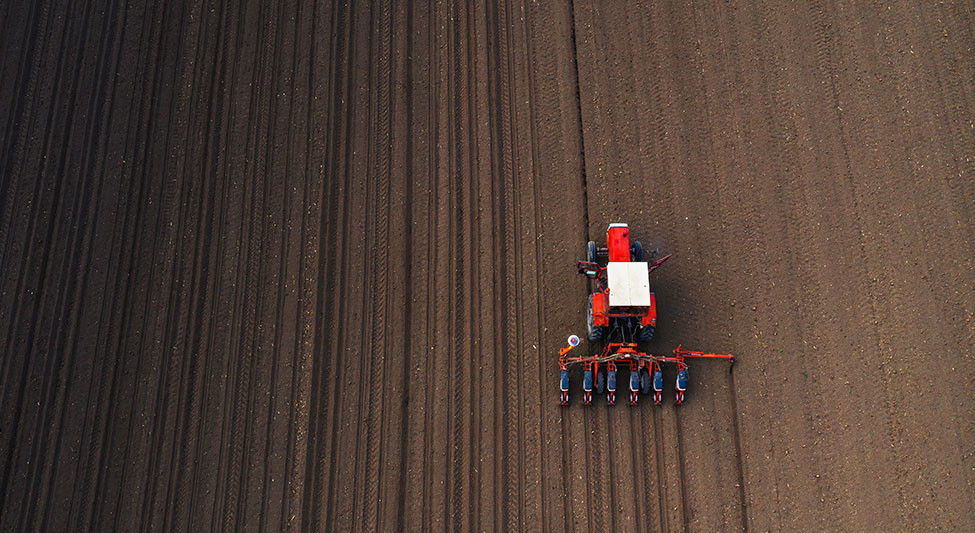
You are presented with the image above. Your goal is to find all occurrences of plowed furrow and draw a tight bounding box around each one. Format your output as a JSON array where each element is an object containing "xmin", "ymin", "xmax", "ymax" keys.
[
  {"xmin": 2, "ymin": 2, "xmax": 975, "ymax": 531},
  {"xmin": 446, "ymin": 2, "xmax": 473, "ymax": 531},
  {"xmin": 31, "ymin": 2, "xmax": 126, "ymax": 528},
  {"xmin": 301, "ymin": 0, "xmax": 340, "ymax": 528},
  {"xmin": 324, "ymin": 0, "xmax": 362, "ymax": 530},
  {"xmin": 0, "ymin": 3, "xmax": 95, "ymax": 527},
  {"xmin": 205, "ymin": 0, "xmax": 251, "ymax": 527},
  {"xmin": 360, "ymin": 1, "xmax": 393, "ymax": 530}
]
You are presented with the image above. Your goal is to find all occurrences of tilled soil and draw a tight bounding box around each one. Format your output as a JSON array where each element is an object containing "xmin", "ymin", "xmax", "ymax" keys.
[{"xmin": 1, "ymin": 1, "xmax": 973, "ymax": 531}]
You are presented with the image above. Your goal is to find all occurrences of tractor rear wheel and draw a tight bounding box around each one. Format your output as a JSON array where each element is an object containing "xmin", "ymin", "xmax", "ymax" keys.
[
  {"xmin": 639, "ymin": 325, "xmax": 655, "ymax": 342},
  {"xmin": 587, "ymin": 294, "xmax": 604, "ymax": 342}
]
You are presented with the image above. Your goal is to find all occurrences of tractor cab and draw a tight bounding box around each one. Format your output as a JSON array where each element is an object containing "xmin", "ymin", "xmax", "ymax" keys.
[{"xmin": 607, "ymin": 261, "xmax": 651, "ymax": 309}]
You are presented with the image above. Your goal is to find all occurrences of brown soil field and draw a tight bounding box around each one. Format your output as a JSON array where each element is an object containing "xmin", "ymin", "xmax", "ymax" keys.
[{"xmin": 1, "ymin": 1, "xmax": 973, "ymax": 531}]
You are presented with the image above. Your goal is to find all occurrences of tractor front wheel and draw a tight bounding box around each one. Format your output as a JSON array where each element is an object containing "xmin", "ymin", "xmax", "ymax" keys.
[
  {"xmin": 587, "ymin": 240, "xmax": 598, "ymax": 264},
  {"xmin": 631, "ymin": 240, "xmax": 643, "ymax": 262}
]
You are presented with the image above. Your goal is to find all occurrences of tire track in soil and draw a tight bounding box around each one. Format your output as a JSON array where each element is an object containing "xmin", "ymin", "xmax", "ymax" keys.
[
  {"xmin": 419, "ymin": 2, "xmax": 438, "ymax": 528},
  {"xmin": 428, "ymin": 2, "xmax": 457, "ymax": 521},
  {"xmin": 254, "ymin": 2, "xmax": 290, "ymax": 527},
  {"xmin": 0, "ymin": 0, "xmax": 61, "ymax": 462},
  {"xmin": 674, "ymin": 419, "xmax": 691, "ymax": 530},
  {"xmin": 205, "ymin": 0, "xmax": 253, "ymax": 527},
  {"xmin": 516, "ymin": 0, "xmax": 557, "ymax": 530},
  {"xmin": 327, "ymin": 0, "xmax": 371, "ymax": 530},
  {"xmin": 490, "ymin": 0, "xmax": 526, "ymax": 528},
  {"xmin": 445, "ymin": 2, "xmax": 474, "ymax": 530},
  {"xmin": 0, "ymin": 0, "xmax": 53, "ymax": 331},
  {"xmin": 350, "ymin": 3, "xmax": 384, "ymax": 530},
  {"xmin": 793, "ymin": 2, "xmax": 908, "ymax": 527},
  {"xmin": 566, "ymin": 1, "xmax": 602, "ymax": 532},
  {"xmin": 234, "ymin": 0, "xmax": 278, "ymax": 517},
  {"xmin": 256, "ymin": 0, "xmax": 305, "ymax": 528},
  {"xmin": 0, "ymin": 0, "xmax": 45, "ymax": 230},
  {"xmin": 829, "ymin": 2, "xmax": 975, "ymax": 524},
  {"xmin": 651, "ymin": 408, "xmax": 669, "ymax": 533},
  {"xmin": 189, "ymin": 0, "xmax": 251, "ymax": 526},
  {"xmin": 302, "ymin": 0, "xmax": 341, "ymax": 527},
  {"xmin": 459, "ymin": 2, "xmax": 482, "ymax": 529},
  {"xmin": 728, "ymin": 4, "xmax": 840, "ymax": 528},
  {"xmin": 442, "ymin": 3, "xmax": 458, "ymax": 527},
  {"xmin": 391, "ymin": 2, "xmax": 434, "ymax": 527},
  {"xmin": 281, "ymin": 0, "xmax": 323, "ymax": 524},
  {"xmin": 190, "ymin": 0, "xmax": 236, "ymax": 514},
  {"xmin": 390, "ymin": 0, "xmax": 416, "ymax": 529},
  {"xmin": 136, "ymin": 77, "xmax": 184, "ymax": 533},
  {"xmin": 442, "ymin": 1, "xmax": 480, "ymax": 530},
  {"xmin": 482, "ymin": 3, "xmax": 507, "ymax": 528},
  {"xmin": 180, "ymin": 1, "xmax": 234, "ymax": 528},
  {"xmin": 926, "ymin": 1, "xmax": 975, "ymax": 236},
  {"xmin": 31, "ymin": 2, "xmax": 127, "ymax": 528},
  {"xmin": 295, "ymin": 0, "xmax": 331, "ymax": 526},
  {"xmin": 465, "ymin": 2, "xmax": 493, "ymax": 529},
  {"xmin": 75, "ymin": 4, "xmax": 159, "ymax": 527},
  {"xmin": 0, "ymin": 0, "xmax": 94, "ymax": 519},
  {"xmin": 443, "ymin": 4, "xmax": 468, "ymax": 526},
  {"xmin": 429, "ymin": 2, "xmax": 461, "ymax": 525},
  {"xmin": 680, "ymin": 3, "xmax": 779, "ymax": 530},
  {"xmin": 374, "ymin": 1, "xmax": 412, "ymax": 530},
  {"xmin": 728, "ymin": 375, "xmax": 748, "ymax": 531},
  {"xmin": 347, "ymin": 1, "xmax": 377, "ymax": 527},
  {"xmin": 433, "ymin": 3, "xmax": 464, "ymax": 526},
  {"xmin": 318, "ymin": 0, "xmax": 357, "ymax": 527},
  {"xmin": 104, "ymin": 0, "xmax": 162, "ymax": 525},
  {"xmin": 279, "ymin": 2, "xmax": 312, "ymax": 519},
  {"xmin": 0, "ymin": 0, "xmax": 61, "ymax": 339},
  {"xmin": 0, "ymin": 0, "xmax": 117, "ymax": 522},
  {"xmin": 691, "ymin": 4, "xmax": 777, "ymax": 529},
  {"xmin": 133, "ymin": 0, "xmax": 202, "ymax": 527},
  {"xmin": 220, "ymin": 0, "xmax": 274, "ymax": 528},
  {"xmin": 103, "ymin": 4, "xmax": 184, "ymax": 528},
  {"xmin": 159, "ymin": 0, "xmax": 223, "ymax": 527},
  {"xmin": 243, "ymin": 0, "xmax": 284, "ymax": 525},
  {"xmin": 519, "ymin": 1, "xmax": 578, "ymax": 529},
  {"xmin": 360, "ymin": 0, "xmax": 392, "ymax": 529},
  {"xmin": 0, "ymin": 0, "xmax": 44, "ymax": 183}
]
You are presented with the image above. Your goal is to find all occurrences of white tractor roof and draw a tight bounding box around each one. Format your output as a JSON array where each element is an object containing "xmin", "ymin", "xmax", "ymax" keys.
[{"xmin": 607, "ymin": 262, "xmax": 651, "ymax": 307}]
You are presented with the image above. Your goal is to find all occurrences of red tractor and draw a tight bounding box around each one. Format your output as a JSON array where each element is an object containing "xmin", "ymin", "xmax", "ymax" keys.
[{"xmin": 559, "ymin": 223, "xmax": 734, "ymax": 406}]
